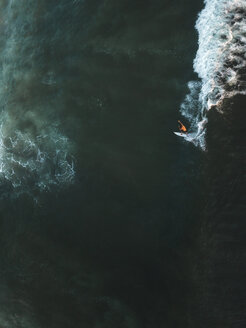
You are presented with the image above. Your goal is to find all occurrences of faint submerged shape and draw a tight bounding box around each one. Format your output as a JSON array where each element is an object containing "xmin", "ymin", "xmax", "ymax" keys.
[
  {"xmin": 180, "ymin": 0, "xmax": 246, "ymax": 150},
  {"xmin": 0, "ymin": 0, "xmax": 75, "ymax": 196}
]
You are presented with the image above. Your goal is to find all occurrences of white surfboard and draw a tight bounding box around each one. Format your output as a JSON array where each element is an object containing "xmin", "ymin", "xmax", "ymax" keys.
[
  {"xmin": 174, "ymin": 132, "xmax": 186, "ymax": 137},
  {"xmin": 174, "ymin": 131, "xmax": 197, "ymax": 141}
]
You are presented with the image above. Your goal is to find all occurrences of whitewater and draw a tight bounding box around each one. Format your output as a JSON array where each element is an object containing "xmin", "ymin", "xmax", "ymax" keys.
[
  {"xmin": 0, "ymin": 1, "xmax": 75, "ymax": 197},
  {"xmin": 180, "ymin": 0, "xmax": 246, "ymax": 150}
]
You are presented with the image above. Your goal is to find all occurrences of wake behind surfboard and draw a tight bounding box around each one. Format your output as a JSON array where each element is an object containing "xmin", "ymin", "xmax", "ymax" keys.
[{"xmin": 173, "ymin": 129, "xmax": 206, "ymax": 150}]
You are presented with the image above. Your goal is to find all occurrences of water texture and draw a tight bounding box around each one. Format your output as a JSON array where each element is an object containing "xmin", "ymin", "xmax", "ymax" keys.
[
  {"xmin": 180, "ymin": 0, "xmax": 246, "ymax": 149},
  {"xmin": 0, "ymin": 0, "xmax": 244, "ymax": 328},
  {"xmin": 0, "ymin": 0, "xmax": 75, "ymax": 196}
]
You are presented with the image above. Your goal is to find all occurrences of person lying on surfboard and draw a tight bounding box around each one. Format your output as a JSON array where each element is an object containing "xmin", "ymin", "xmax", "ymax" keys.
[{"xmin": 178, "ymin": 120, "xmax": 187, "ymax": 133}]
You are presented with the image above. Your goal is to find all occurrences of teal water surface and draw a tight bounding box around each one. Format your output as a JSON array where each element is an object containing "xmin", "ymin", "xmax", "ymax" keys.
[{"xmin": 1, "ymin": 1, "xmax": 245, "ymax": 328}]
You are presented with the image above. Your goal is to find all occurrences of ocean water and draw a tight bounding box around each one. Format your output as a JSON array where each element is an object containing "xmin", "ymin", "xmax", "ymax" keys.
[
  {"xmin": 0, "ymin": 0, "xmax": 245, "ymax": 327},
  {"xmin": 180, "ymin": 0, "xmax": 246, "ymax": 150},
  {"xmin": 0, "ymin": 1, "xmax": 75, "ymax": 196}
]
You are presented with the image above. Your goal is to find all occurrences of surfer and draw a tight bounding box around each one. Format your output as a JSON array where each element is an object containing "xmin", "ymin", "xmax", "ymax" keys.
[{"xmin": 178, "ymin": 120, "xmax": 187, "ymax": 133}]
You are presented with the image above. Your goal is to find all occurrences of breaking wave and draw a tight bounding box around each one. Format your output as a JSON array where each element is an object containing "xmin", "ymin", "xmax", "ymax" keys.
[
  {"xmin": 0, "ymin": 1, "xmax": 75, "ymax": 197},
  {"xmin": 180, "ymin": 0, "xmax": 246, "ymax": 150}
]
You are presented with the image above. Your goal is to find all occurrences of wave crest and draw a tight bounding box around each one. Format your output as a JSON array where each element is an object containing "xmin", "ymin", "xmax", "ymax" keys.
[{"xmin": 180, "ymin": 0, "xmax": 246, "ymax": 150}]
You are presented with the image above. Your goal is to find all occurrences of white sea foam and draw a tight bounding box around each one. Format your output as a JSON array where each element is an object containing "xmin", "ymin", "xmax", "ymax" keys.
[
  {"xmin": 180, "ymin": 0, "xmax": 246, "ymax": 150},
  {"xmin": 0, "ymin": 1, "xmax": 75, "ymax": 196}
]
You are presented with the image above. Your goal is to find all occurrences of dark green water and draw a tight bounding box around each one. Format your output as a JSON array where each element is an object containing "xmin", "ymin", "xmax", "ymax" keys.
[{"xmin": 0, "ymin": 1, "xmax": 244, "ymax": 327}]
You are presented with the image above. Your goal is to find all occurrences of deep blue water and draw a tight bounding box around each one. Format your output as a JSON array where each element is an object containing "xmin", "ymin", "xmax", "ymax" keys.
[{"xmin": 0, "ymin": 1, "xmax": 245, "ymax": 327}]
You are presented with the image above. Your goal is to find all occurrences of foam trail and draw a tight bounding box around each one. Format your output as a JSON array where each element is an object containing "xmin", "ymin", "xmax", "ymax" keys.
[
  {"xmin": 0, "ymin": 1, "xmax": 75, "ymax": 197},
  {"xmin": 180, "ymin": 0, "xmax": 246, "ymax": 150}
]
